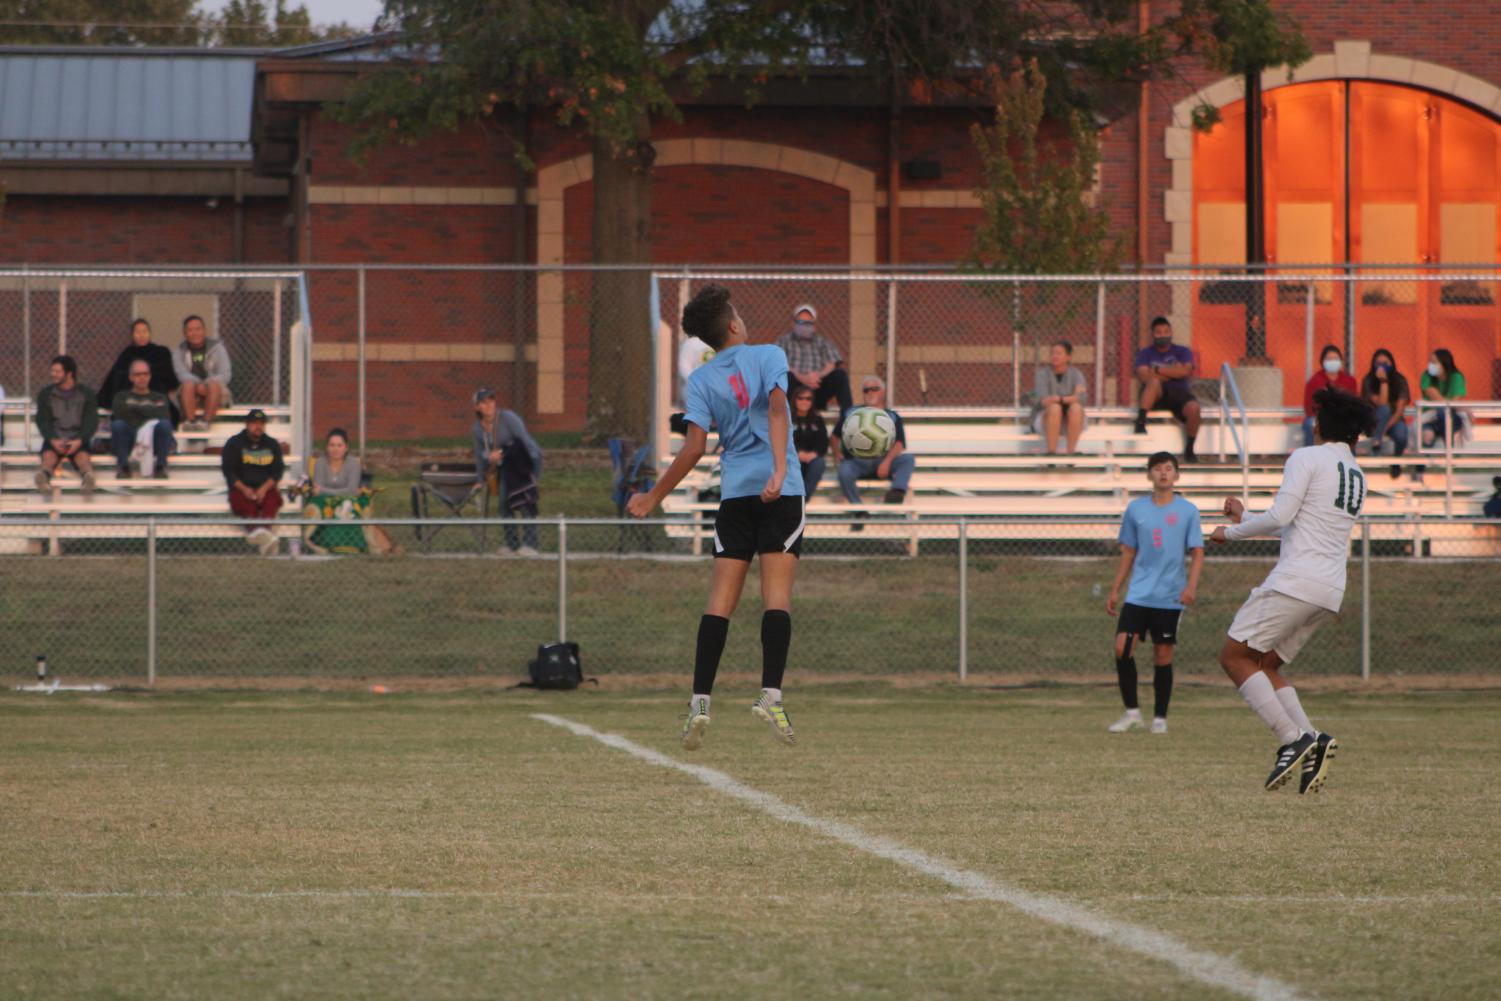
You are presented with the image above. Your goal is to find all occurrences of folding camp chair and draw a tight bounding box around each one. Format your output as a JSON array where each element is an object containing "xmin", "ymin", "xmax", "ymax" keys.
[
  {"xmin": 609, "ymin": 437, "xmax": 657, "ymax": 552},
  {"xmin": 410, "ymin": 462, "xmax": 490, "ymax": 550}
]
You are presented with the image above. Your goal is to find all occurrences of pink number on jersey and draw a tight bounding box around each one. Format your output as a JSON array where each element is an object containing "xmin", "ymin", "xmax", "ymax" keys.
[
  {"xmin": 728, "ymin": 373, "xmax": 750, "ymax": 409},
  {"xmin": 1152, "ymin": 527, "xmax": 1164, "ymax": 549}
]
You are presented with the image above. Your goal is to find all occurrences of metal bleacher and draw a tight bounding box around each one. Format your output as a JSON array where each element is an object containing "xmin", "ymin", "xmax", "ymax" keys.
[
  {"xmin": 1, "ymin": 399, "xmax": 299, "ymax": 550},
  {"xmin": 660, "ymin": 401, "xmax": 1501, "ymax": 553}
]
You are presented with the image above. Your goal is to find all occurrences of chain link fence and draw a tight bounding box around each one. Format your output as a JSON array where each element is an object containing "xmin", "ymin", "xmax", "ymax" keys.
[
  {"xmin": 3, "ymin": 515, "xmax": 1498, "ymax": 684},
  {"xmin": 649, "ymin": 268, "xmax": 1501, "ymax": 420},
  {"xmin": 0, "ymin": 269, "xmax": 303, "ymax": 423}
]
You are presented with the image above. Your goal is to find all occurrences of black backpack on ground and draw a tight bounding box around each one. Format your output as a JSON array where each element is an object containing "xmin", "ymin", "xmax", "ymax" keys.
[{"xmin": 525, "ymin": 642, "xmax": 595, "ymax": 690}]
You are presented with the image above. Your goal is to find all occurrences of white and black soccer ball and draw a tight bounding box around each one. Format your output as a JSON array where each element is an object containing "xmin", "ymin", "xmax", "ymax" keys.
[{"xmin": 841, "ymin": 406, "xmax": 896, "ymax": 458}]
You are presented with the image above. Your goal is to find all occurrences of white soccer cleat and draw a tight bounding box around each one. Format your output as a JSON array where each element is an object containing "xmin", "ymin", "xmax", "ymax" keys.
[
  {"xmin": 1150, "ymin": 717, "xmax": 1169, "ymax": 734},
  {"xmin": 1108, "ymin": 711, "xmax": 1144, "ymax": 733},
  {"xmin": 680, "ymin": 699, "xmax": 711, "ymax": 751},
  {"xmin": 751, "ymin": 693, "xmax": 796, "ymax": 745}
]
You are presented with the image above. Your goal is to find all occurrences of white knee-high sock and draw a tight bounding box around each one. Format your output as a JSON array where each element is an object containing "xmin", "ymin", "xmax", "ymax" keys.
[
  {"xmin": 1237, "ymin": 673, "xmax": 1302, "ymax": 745},
  {"xmin": 1275, "ymin": 687, "xmax": 1316, "ymax": 737}
]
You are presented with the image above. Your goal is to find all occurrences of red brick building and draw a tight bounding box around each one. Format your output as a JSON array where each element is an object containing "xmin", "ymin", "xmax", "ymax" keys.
[{"xmin": 5, "ymin": 4, "xmax": 1501, "ymax": 434}]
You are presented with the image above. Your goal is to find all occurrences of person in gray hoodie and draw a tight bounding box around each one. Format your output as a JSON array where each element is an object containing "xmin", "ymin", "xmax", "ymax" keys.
[
  {"xmin": 173, "ymin": 314, "xmax": 232, "ymax": 431},
  {"xmin": 472, "ymin": 387, "xmax": 543, "ymax": 555}
]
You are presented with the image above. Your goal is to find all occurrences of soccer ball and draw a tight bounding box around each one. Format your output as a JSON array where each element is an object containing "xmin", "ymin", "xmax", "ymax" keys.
[{"xmin": 841, "ymin": 406, "xmax": 896, "ymax": 458}]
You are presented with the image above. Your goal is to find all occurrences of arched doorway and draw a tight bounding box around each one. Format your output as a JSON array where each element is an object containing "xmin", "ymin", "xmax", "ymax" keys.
[{"xmin": 1193, "ymin": 81, "xmax": 1501, "ymax": 402}]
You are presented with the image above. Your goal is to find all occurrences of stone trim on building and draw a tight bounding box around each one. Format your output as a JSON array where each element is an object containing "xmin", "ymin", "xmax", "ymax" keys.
[
  {"xmin": 533, "ymin": 139, "xmax": 880, "ymax": 413},
  {"xmin": 1161, "ymin": 40, "xmax": 1501, "ymax": 339}
]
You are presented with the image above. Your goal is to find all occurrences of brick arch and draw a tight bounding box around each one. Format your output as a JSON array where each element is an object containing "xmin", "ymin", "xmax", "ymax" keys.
[
  {"xmin": 1159, "ymin": 40, "xmax": 1501, "ymax": 334},
  {"xmin": 533, "ymin": 140, "xmax": 878, "ymax": 413}
]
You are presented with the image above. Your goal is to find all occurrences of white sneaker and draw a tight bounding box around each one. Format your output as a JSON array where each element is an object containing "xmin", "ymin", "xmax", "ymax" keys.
[
  {"xmin": 257, "ymin": 533, "xmax": 280, "ymax": 557},
  {"xmin": 515, "ymin": 545, "xmax": 541, "ymax": 558},
  {"xmin": 1108, "ymin": 711, "xmax": 1144, "ymax": 733},
  {"xmin": 1150, "ymin": 717, "xmax": 1169, "ymax": 734}
]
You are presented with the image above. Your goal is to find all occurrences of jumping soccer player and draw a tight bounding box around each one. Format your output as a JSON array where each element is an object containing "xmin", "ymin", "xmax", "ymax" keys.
[
  {"xmin": 1105, "ymin": 452, "xmax": 1204, "ymax": 734},
  {"xmin": 627, "ymin": 283, "xmax": 803, "ymax": 750},
  {"xmin": 1210, "ymin": 387, "xmax": 1376, "ymax": 795}
]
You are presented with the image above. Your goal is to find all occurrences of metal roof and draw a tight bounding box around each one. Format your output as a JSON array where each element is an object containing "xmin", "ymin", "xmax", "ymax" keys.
[{"xmin": 0, "ymin": 50, "xmax": 259, "ymax": 162}]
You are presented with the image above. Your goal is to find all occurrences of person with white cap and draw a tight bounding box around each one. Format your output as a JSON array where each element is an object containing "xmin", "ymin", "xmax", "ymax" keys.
[
  {"xmin": 832, "ymin": 375, "xmax": 915, "ymax": 519},
  {"xmin": 774, "ymin": 303, "xmax": 853, "ymax": 418}
]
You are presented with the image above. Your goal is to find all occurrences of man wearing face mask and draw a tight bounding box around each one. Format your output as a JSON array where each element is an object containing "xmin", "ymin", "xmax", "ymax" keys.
[
  {"xmin": 1133, "ymin": 317, "xmax": 1202, "ymax": 463},
  {"xmin": 1301, "ymin": 345, "xmax": 1358, "ymax": 447},
  {"xmin": 774, "ymin": 304, "xmax": 854, "ymax": 419}
]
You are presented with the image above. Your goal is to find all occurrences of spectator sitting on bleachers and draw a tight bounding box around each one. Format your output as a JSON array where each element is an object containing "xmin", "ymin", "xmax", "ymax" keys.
[
  {"xmin": 776, "ymin": 303, "xmax": 853, "ymax": 419},
  {"xmin": 98, "ymin": 319, "xmax": 180, "ymax": 424},
  {"xmin": 833, "ymin": 375, "xmax": 915, "ymax": 523},
  {"xmin": 791, "ymin": 385, "xmax": 829, "ymax": 498},
  {"xmin": 110, "ymin": 360, "xmax": 175, "ymax": 480},
  {"xmin": 473, "ymin": 387, "xmax": 543, "ymax": 556},
  {"xmin": 1360, "ymin": 347, "xmax": 1411, "ymax": 478},
  {"xmin": 222, "ymin": 408, "xmax": 285, "ymax": 556},
  {"xmin": 1133, "ymin": 317, "xmax": 1201, "ymax": 463},
  {"xmin": 173, "ymin": 314, "xmax": 232, "ymax": 432},
  {"xmin": 1031, "ymin": 340, "xmax": 1088, "ymax": 455},
  {"xmin": 1301, "ymin": 344, "xmax": 1358, "ymax": 447},
  {"xmin": 1415, "ymin": 348, "xmax": 1467, "ymax": 482},
  {"xmin": 34, "ymin": 354, "xmax": 99, "ymax": 496}
]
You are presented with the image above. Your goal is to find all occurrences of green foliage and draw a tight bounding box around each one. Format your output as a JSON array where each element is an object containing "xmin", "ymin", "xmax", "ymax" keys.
[
  {"xmin": 215, "ymin": 0, "xmax": 355, "ymax": 46},
  {"xmin": 967, "ymin": 61, "xmax": 1122, "ymax": 276},
  {"xmin": 0, "ymin": 0, "xmax": 354, "ymax": 47},
  {"xmin": 0, "ymin": 0, "xmax": 205, "ymax": 45},
  {"xmin": 1174, "ymin": 0, "xmax": 1311, "ymax": 77}
]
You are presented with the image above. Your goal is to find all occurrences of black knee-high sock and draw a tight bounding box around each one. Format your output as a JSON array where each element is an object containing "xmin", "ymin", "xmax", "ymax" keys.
[
  {"xmin": 1153, "ymin": 663, "xmax": 1174, "ymax": 718},
  {"xmin": 1116, "ymin": 655, "xmax": 1139, "ymax": 710},
  {"xmin": 694, "ymin": 615, "xmax": 730, "ymax": 695},
  {"xmin": 761, "ymin": 610, "xmax": 791, "ymax": 691}
]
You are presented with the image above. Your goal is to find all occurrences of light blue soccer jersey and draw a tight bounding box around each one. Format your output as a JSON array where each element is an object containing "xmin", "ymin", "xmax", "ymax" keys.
[
  {"xmin": 683, "ymin": 344, "xmax": 803, "ymax": 500},
  {"xmin": 1118, "ymin": 495, "xmax": 1203, "ymax": 609}
]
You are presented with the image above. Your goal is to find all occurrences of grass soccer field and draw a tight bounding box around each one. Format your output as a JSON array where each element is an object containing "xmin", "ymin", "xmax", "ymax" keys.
[{"xmin": 2, "ymin": 685, "xmax": 1497, "ymax": 1000}]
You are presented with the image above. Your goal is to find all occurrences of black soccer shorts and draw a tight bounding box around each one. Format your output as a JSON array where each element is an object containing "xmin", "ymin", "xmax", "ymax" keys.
[
  {"xmin": 1115, "ymin": 602, "xmax": 1184, "ymax": 645},
  {"xmin": 713, "ymin": 495, "xmax": 805, "ymax": 560}
]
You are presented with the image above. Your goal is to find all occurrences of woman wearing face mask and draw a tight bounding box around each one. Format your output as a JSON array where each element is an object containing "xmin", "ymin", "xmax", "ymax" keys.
[
  {"xmin": 1361, "ymin": 348, "xmax": 1410, "ymax": 478},
  {"xmin": 1416, "ymin": 349, "xmax": 1467, "ymax": 480},
  {"xmin": 1301, "ymin": 345, "xmax": 1358, "ymax": 447}
]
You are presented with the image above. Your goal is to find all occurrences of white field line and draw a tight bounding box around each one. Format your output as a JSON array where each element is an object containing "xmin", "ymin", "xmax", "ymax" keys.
[{"xmin": 533, "ymin": 713, "xmax": 1314, "ymax": 1001}]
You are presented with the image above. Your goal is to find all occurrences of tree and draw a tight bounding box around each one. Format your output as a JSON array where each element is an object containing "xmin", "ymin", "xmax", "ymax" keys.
[
  {"xmin": 0, "ymin": 0, "xmax": 355, "ymax": 46},
  {"xmin": 339, "ymin": 1, "xmax": 1306, "ymax": 437},
  {"xmin": 214, "ymin": 0, "xmax": 356, "ymax": 47},
  {"xmin": 968, "ymin": 60, "xmax": 1122, "ymax": 276},
  {"xmin": 0, "ymin": 0, "xmax": 206, "ymax": 45}
]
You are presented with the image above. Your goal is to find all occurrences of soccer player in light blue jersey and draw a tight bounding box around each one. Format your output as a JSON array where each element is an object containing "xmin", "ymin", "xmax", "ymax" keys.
[
  {"xmin": 1104, "ymin": 451, "xmax": 1204, "ymax": 734},
  {"xmin": 629, "ymin": 284, "xmax": 804, "ymax": 750}
]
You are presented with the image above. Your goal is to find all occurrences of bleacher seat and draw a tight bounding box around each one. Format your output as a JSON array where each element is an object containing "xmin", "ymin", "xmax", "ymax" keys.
[{"xmin": 659, "ymin": 403, "xmax": 1501, "ymax": 552}]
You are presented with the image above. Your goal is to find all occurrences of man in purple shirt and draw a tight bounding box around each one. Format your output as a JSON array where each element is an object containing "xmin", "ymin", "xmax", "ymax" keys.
[{"xmin": 1133, "ymin": 316, "xmax": 1202, "ymax": 463}]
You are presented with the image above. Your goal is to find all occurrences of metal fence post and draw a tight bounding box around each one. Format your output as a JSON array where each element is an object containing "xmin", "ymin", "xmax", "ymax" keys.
[
  {"xmin": 57, "ymin": 279, "xmax": 67, "ymax": 353},
  {"xmin": 272, "ymin": 279, "xmax": 283, "ymax": 407},
  {"xmin": 147, "ymin": 518, "xmax": 158, "ymax": 686},
  {"xmin": 1094, "ymin": 281, "xmax": 1106, "ymax": 406},
  {"xmin": 22, "ymin": 268, "xmax": 32, "ymax": 451},
  {"xmin": 557, "ymin": 516, "xmax": 568, "ymax": 643},
  {"xmin": 357, "ymin": 265, "xmax": 367, "ymax": 460},
  {"xmin": 957, "ymin": 517, "xmax": 969, "ymax": 683},
  {"xmin": 1304, "ymin": 282, "xmax": 1315, "ymax": 380},
  {"xmin": 1443, "ymin": 406, "xmax": 1453, "ymax": 518},
  {"xmin": 1360, "ymin": 518, "xmax": 1370, "ymax": 681},
  {"xmin": 885, "ymin": 278, "xmax": 899, "ymax": 405}
]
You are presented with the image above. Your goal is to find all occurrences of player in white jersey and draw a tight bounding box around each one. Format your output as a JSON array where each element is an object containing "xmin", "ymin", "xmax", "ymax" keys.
[{"xmin": 1209, "ymin": 388, "xmax": 1377, "ymax": 795}]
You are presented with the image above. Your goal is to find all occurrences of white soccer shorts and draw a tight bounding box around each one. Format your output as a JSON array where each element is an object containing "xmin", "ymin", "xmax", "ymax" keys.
[{"xmin": 1227, "ymin": 586, "xmax": 1336, "ymax": 664}]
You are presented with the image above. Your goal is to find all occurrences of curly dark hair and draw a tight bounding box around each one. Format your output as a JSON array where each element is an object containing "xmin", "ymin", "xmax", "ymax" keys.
[
  {"xmin": 682, "ymin": 283, "xmax": 735, "ymax": 349},
  {"xmin": 1313, "ymin": 387, "xmax": 1377, "ymax": 446}
]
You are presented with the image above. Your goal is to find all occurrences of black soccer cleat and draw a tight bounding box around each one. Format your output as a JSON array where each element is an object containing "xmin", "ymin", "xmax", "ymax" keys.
[
  {"xmin": 1299, "ymin": 732, "xmax": 1339, "ymax": 795},
  {"xmin": 1265, "ymin": 733, "xmax": 1318, "ymax": 791}
]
